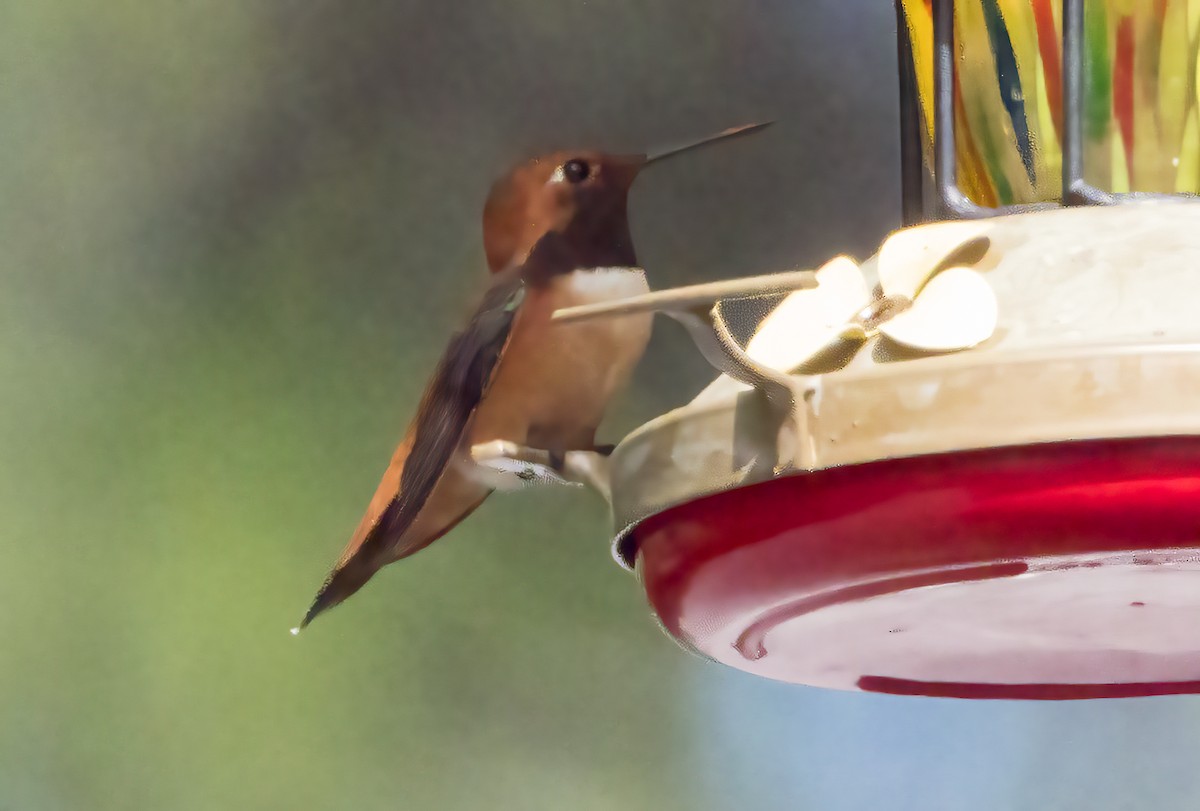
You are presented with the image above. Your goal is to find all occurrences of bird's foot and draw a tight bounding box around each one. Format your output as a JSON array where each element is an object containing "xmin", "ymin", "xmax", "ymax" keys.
[
  {"xmin": 470, "ymin": 440, "xmax": 574, "ymax": 488},
  {"xmin": 469, "ymin": 440, "xmax": 612, "ymax": 501}
]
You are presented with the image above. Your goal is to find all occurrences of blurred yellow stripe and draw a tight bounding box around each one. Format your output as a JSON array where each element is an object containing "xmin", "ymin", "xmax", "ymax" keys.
[
  {"xmin": 1112, "ymin": 122, "xmax": 1131, "ymax": 192},
  {"xmin": 901, "ymin": 0, "xmax": 936, "ymax": 155},
  {"xmin": 1178, "ymin": 105, "xmax": 1200, "ymax": 192},
  {"xmin": 1034, "ymin": 55, "xmax": 1063, "ymax": 197},
  {"xmin": 1159, "ymin": 0, "xmax": 1189, "ymax": 175},
  {"xmin": 955, "ymin": 84, "xmax": 1000, "ymax": 206}
]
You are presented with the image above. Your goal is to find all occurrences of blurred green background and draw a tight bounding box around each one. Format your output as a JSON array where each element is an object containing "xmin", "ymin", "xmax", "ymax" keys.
[{"xmin": 6, "ymin": 2, "xmax": 1200, "ymax": 810}]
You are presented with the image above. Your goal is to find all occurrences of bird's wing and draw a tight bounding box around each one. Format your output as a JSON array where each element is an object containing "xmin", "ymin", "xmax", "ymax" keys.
[{"xmin": 300, "ymin": 269, "xmax": 525, "ymax": 627}]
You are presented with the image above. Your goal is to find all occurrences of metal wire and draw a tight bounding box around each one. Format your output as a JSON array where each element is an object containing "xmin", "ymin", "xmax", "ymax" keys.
[{"xmin": 1060, "ymin": 0, "xmax": 1116, "ymax": 205}]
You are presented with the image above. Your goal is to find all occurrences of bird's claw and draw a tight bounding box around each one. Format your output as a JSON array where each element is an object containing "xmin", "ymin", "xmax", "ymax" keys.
[{"xmin": 469, "ymin": 440, "xmax": 612, "ymax": 500}]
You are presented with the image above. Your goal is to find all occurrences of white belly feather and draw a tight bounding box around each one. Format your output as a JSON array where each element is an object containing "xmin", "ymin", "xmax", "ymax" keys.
[{"xmin": 562, "ymin": 266, "xmax": 652, "ymax": 301}]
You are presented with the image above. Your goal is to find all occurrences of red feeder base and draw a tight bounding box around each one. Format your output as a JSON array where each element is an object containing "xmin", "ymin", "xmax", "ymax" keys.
[{"xmin": 629, "ymin": 437, "xmax": 1200, "ymax": 699}]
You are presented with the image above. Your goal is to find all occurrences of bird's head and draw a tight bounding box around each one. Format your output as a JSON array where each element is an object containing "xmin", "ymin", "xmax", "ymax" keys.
[{"xmin": 482, "ymin": 122, "xmax": 772, "ymax": 274}]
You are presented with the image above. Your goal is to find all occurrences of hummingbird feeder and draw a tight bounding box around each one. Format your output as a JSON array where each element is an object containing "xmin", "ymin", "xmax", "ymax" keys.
[{"xmin": 524, "ymin": 0, "xmax": 1200, "ymax": 700}]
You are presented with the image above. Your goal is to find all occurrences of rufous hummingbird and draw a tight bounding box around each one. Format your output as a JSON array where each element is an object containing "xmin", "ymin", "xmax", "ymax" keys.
[{"xmin": 297, "ymin": 122, "xmax": 771, "ymax": 630}]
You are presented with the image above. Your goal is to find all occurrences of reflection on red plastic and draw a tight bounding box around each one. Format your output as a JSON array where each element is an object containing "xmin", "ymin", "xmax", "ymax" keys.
[
  {"xmin": 856, "ymin": 676, "xmax": 1200, "ymax": 700},
  {"xmin": 629, "ymin": 438, "xmax": 1200, "ymax": 700}
]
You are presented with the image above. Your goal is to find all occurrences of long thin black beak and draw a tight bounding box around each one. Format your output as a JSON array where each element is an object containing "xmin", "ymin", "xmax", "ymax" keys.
[{"xmin": 644, "ymin": 121, "xmax": 774, "ymax": 165}]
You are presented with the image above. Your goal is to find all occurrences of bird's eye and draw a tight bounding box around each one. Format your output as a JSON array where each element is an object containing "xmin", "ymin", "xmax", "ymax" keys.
[{"xmin": 562, "ymin": 158, "xmax": 591, "ymax": 183}]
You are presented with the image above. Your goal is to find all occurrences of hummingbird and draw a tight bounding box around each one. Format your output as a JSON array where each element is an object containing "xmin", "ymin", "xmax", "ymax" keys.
[{"xmin": 297, "ymin": 122, "xmax": 771, "ymax": 630}]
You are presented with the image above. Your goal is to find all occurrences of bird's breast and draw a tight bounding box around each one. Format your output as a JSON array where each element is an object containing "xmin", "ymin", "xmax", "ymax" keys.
[{"xmin": 469, "ymin": 268, "xmax": 653, "ymax": 450}]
